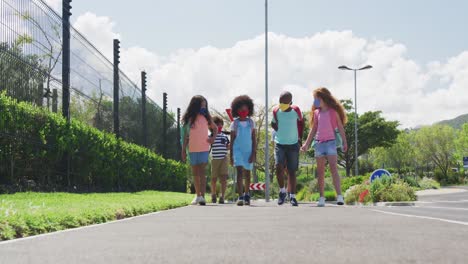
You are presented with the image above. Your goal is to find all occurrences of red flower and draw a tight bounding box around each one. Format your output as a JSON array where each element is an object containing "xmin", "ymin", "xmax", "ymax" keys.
[{"xmin": 359, "ymin": 189, "xmax": 370, "ymax": 203}]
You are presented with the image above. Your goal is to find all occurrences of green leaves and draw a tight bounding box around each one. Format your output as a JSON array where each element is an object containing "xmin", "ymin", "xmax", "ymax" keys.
[{"xmin": 0, "ymin": 93, "xmax": 188, "ymax": 192}]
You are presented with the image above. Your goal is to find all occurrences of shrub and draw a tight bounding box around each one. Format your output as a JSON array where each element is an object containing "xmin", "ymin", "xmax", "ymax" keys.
[
  {"xmin": 418, "ymin": 177, "xmax": 440, "ymax": 190},
  {"xmin": 402, "ymin": 176, "xmax": 419, "ymax": 188},
  {"xmin": 0, "ymin": 93, "xmax": 188, "ymax": 193},
  {"xmin": 341, "ymin": 175, "xmax": 368, "ymax": 193},
  {"xmin": 344, "ymin": 184, "xmax": 370, "ymax": 204}
]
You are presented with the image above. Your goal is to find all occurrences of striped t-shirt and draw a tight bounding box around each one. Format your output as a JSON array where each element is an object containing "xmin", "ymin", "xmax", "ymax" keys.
[{"xmin": 212, "ymin": 133, "xmax": 230, "ymax": 159}]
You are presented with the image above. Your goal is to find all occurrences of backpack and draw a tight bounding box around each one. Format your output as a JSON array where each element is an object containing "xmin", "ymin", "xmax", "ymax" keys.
[{"xmin": 272, "ymin": 105, "xmax": 304, "ymax": 139}]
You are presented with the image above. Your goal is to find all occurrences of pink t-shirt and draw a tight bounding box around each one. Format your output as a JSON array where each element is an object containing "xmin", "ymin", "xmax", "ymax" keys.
[
  {"xmin": 314, "ymin": 109, "xmax": 337, "ymax": 142},
  {"xmin": 189, "ymin": 114, "xmax": 211, "ymax": 152}
]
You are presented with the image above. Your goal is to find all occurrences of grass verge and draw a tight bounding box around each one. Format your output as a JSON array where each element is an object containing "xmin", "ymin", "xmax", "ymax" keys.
[{"xmin": 0, "ymin": 191, "xmax": 192, "ymax": 241}]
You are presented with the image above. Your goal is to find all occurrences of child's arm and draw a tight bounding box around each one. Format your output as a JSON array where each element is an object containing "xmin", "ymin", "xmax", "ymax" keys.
[
  {"xmin": 208, "ymin": 120, "xmax": 218, "ymax": 144},
  {"xmin": 336, "ymin": 112, "xmax": 348, "ymax": 152},
  {"xmin": 301, "ymin": 122, "xmax": 317, "ymax": 152},
  {"xmin": 230, "ymin": 131, "xmax": 236, "ymax": 166},
  {"xmin": 182, "ymin": 133, "xmax": 189, "ymax": 162},
  {"xmin": 249, "ymin": 128, "xmax": 257, "ymax": 163}
]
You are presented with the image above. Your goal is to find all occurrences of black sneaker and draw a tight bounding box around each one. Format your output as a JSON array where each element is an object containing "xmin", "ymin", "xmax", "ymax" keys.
[
  {"xmin": 219, "ymin": 197, "xmax": 225, "ymax": 204},
  {"xmin": 290, "ymin": 197, "xmax": 298, "ymax": 207},
  {"xmin": 278, "ymin": 192, "xmax": 287, "ymax": 205},
  {"xmin": 237, "ymin": 196, "xmax": 244, "ymax": 206},
  {"xmin": 211, "ymin": 194, "xmax": 217, "ymax": 204},
  {"xmin": 244, "ymin": 194, "xmax": 251, "ymax": 206}
]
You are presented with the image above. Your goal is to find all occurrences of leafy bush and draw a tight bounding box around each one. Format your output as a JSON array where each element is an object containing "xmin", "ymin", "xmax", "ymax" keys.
[
  {"xmin": 341, "ymin": 175, "xmax": 368, "ymax": 193},
  {"xmin": 0, "ymin": 94, "xmax": 188, "ymax": 192},
  {"xmin": 402, "ymin": 176, "xmax": 420, "ymax": 188},
  {"xmin": 344, "ymin": 184, "xmax": 370, "ymax": 204},
  {"xmin": 344, "ymin": 176, "xmax": 416, "ymax": 204},
  {"xmin": 418, "ymin": 177, "xmax": 440, "ymax": 190}
]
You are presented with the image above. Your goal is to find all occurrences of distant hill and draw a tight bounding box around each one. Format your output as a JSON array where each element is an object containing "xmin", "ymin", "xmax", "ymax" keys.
[{"xmin": 437, "ymin": 113, "xmax": 468, "ymax": 129}]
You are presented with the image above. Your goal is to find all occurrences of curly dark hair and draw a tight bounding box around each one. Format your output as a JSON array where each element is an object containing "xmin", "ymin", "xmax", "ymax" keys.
[
  {"xmin": 212, "ymin": 116, "xmax": 224, "ymax": 126},
  {"xmin": 231, "ymin": 95, "xmax": 254, "ymax": 118},
  {"xmin": 182, "ymin": 95, "xmax": 213, "ymax": 126}
]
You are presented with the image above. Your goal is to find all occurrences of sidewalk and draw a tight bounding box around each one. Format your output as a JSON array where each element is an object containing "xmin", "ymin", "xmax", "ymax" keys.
[{"xmin": 416, "ymin": 187, "xmax": 467, "ymax": 196}]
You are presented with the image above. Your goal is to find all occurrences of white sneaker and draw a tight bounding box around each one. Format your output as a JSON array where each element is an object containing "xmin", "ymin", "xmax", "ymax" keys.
[
  {"xmin": 317, "ymin": 197, "xmax": 326, "ymax": 207},
  {"xmin": 191, "ymin": 196, "xmax": 199, "ymax": 205},
  {"xmin": 337, "ymin": 195, "xmax": 344, "ymax": 206},
  {"xmin": 198, "ymin": 196, "xmax": 206, "ymax": 206}
]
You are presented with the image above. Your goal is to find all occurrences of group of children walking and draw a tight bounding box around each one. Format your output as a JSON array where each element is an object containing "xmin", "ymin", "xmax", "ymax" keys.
[{"xmin": 181, "ymin": 87, "xmax": 348, "ymax": 207}]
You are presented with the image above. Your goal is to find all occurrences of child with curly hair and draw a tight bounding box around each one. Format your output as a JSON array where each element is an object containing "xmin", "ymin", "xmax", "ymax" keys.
[{"xmin": 230, "ymin": 95, "xmax": 256, "ymax": 206}]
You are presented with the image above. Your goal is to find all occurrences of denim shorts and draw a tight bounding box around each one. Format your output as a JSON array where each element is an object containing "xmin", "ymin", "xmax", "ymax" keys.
[
  {"xmin": 275, "ymin": 143, "xmax": 300, "ymax": 172},
  {"xmin": 314, "ymin": 140, "xmax": 337, "ymax": 157},
  {"xmin": 189, "ymin": 151, "xmax": 209, "ymax": 166}
]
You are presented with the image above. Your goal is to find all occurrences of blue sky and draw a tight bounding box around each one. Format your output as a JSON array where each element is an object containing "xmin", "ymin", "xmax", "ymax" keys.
[{"xmin": 71, "ymin": 0, "xmax": 468, "ymax": 63}]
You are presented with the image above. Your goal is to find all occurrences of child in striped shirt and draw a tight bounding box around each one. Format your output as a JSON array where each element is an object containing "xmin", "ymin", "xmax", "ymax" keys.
[{"xmin": 211, "ymin": 116, "xmax": 230, "ymax": 204}]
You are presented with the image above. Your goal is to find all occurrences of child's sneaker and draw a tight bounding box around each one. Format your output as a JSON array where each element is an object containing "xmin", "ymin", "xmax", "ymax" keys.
[
  {"xmin": 237, "ymin": 196, "xmax": 244, "ymax": 206},
  {"xmin": 211, "ymin": 194, "xmax": 217, "ymax": 204},
  {"xmin": 219, "ymin": 197, "xmax": 225, "ymax": 204},
  {"xmin": 317, "ymin": 197, "xmax": 326, "ymax": 207},
  {"xmin": 244, "ymin": 194, "xmax": 251, "ymax": 206},
  {"xmin": 337, "ymin": 195, "xmax": 344, "ymax": 205},
  {"xmin": 191, "ymin": 196, "xmax": 199, "ymax": 205},
  {"xmin": 278, "ymin": 192, "xmax": 287, "ymax": 205},
  {"xmin": 199, "ymin": 196, "xmax": 206, "ymax": 206},
  {"xmin": 290, "ymin": 197, "xmax": 298, "ymax": 206}
]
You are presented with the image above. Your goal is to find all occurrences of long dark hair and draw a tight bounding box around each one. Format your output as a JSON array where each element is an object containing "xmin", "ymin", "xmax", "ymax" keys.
[{"xmin": 182, "ymin": 95, "xmax": 213, "ymax": 126}]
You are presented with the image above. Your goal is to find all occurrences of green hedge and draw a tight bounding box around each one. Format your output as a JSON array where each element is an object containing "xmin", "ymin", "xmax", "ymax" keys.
[{"xmin": 0, "ymin": 93, "xmax": 187, "ymax": 192}]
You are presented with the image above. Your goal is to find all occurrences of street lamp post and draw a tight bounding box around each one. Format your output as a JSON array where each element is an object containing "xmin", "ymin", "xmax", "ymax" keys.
[
  {"xmin": 338, "ymin": 65, "xmax": 373, "ymax": 176},
  {"xmin": 264, "ymin": 0, "xmax": 270, "ymax": 202}
]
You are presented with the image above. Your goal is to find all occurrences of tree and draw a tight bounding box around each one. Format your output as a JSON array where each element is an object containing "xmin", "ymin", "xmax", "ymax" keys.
[
  {"xmin": 414, "ymin": 125, "xmax": 457, "ymax": 182},
  {"xmin": 455, "ymin": 123, "xmax": 468, "ymax": 160},
  {"xmin": 368, "ymin": 131, "xmax": 414, "ymax": 174},
  {"xmin": 339, "ymin": 111, "xmax": 399, "ymax": 176}
]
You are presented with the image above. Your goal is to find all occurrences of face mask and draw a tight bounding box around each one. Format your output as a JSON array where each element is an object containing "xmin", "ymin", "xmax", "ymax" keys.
[
  {"xmin": 279, "ymin": 103, "xmax": 291, "ymax": 111},
  {"xmin": 217, "ymin": 126, "xmax": 223, "ymax": 133},
  {"xmin": 238, "ymin": 110, "xmax": 249, "ymax": 119},
  {"xmin": 200, "ymin": 108, "xmax": 208, "ymax": 116},
  {"xmin": 313, "ymin": 98, "xmax": 321, "ymax": 108}
]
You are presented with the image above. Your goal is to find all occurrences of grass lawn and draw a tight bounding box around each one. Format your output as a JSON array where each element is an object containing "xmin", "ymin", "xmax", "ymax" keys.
[{"xmin": 0, "ymin": 191, "xmax": 193, "ymax": 241}]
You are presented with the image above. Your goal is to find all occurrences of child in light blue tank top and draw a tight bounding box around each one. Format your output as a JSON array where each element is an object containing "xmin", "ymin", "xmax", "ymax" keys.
[{"xmin": 230, "ymin": 95, "xmax": 256, "ymax": 206}]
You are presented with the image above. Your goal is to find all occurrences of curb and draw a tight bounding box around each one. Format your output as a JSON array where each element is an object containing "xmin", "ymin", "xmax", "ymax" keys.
[{"xmin": 346, "ymin": 202, "xmax": 416, "ymax": 207}]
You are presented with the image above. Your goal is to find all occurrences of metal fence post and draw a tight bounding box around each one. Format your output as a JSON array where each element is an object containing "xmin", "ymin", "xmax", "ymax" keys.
[
  {"xmin": 141, "ymin": 71, "xmax": 148, "ymax": 147},
  {"xmin": 163, "ymin": 92, "xmax": 167, "ymax": 158},
  {"xmin": 177, "ymin": 107, "xmax": 181, "ymax": 161},
  {"xmin": 113, "ymin": 39, "xmax": 120, "ymax": 138}
]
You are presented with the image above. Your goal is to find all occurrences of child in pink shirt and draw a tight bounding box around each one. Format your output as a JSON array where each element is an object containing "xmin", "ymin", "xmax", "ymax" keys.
[
  {"xmin": 181, "ymin": 95, "xmax": 218, "ymax": 206},
  {"xmin": 301, "ymin": 88, "xmax": 348, "ymax": 207}
]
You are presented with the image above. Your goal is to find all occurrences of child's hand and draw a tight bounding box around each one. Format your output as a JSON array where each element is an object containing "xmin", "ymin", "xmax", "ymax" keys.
[
  {"xmin": 300, "ymin": 144, "xmax": 309, "ymax": 152},
  {"xmin": 343, "ymin": 142, "xmax": 348, "ymax": 153},
  {"xmin": 181, "ymin": 151, "xmax": 186, "ymax": 162},
  {"xmin": 207, "ymin": 137, "xmax": 215, "ymax": 144}
]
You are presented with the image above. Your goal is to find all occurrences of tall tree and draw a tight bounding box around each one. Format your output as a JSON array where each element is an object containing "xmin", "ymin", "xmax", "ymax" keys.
[
  {"xmin": 339, "ymin": 111, "xmax": 399, "ymax": 176},
  {"xmin": 414, "ymin": 125, "xmax": 457, "ymax": 181}
]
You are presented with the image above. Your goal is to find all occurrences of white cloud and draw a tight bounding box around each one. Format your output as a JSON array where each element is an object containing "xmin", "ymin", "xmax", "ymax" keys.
[
  {"xmin": 43, "ymin": 0, "xmax": 61, "ymax": 12},
  {"xmin": 73, "ymin": 13, "xmax": 468, "ymax": 128}
]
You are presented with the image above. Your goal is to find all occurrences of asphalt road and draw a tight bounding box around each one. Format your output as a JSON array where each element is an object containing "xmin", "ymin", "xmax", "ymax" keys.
[{"xmin": 1, "ymin": 190, "xmax": 468, "ymax": 264}]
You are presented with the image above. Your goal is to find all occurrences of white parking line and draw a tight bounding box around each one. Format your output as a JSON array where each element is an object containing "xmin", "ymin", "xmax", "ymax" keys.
[
  {"xmin": 371, "ymin": 209, "xmax": 468, "ymax": 226},
  {"xmin": 414, "ymin": 200, "xmax": 468, "ymax": 204},
  {"xmin": 413, "ymin": 206, "xmax": 468, "ymax": 211}
]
